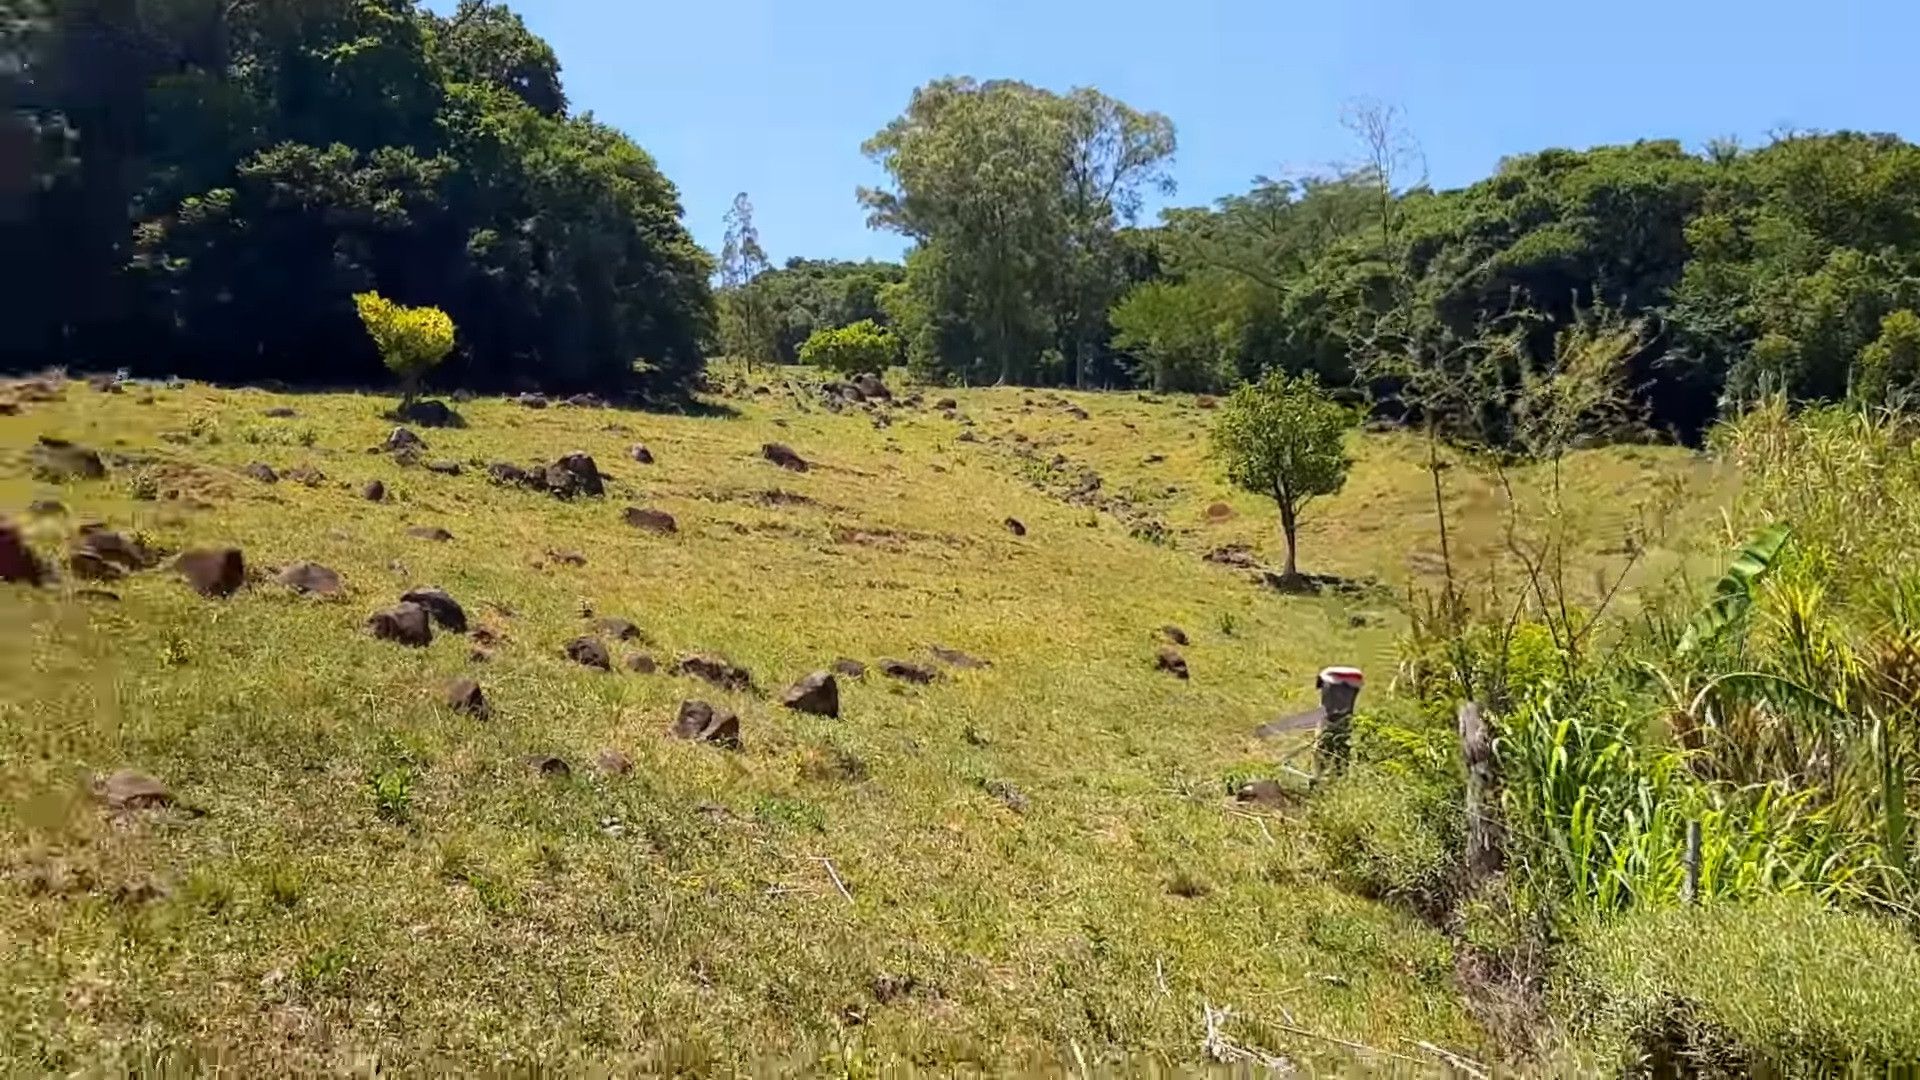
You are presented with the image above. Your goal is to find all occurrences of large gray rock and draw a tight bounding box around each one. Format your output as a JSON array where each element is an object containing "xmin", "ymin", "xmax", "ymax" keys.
[
  {"xmin": 671, "ymin": 700, "xmax": 741, "ymax": 749},
  {"xmin": 781, "ymin": 671, "xmax": 840, "ymax": 718}
]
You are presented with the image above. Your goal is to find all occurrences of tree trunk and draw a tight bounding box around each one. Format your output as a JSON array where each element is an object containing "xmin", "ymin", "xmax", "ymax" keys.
[{"xmin": 1277, "ymin": 492, "xmax": 1300, "ymax": 580}]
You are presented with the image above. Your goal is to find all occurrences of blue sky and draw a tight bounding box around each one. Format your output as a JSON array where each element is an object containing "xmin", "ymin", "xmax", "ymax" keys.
[{"xmin": 431, "ymin": 0, "xmax": 1913, "ymax": 266}]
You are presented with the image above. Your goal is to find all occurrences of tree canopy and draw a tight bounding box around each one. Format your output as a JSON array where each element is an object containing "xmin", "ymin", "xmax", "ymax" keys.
[{"xmin": 6, "ymin": 0, "xmax": 713, "ymax": 395}]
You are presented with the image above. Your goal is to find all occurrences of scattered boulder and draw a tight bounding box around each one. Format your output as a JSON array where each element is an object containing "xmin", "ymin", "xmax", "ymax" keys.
[
  {"xmin": 444, "ymin": 677, "xmax": 489, "ymax": 719},
  {"xmin": 1204, "ymin": 544, "xmax": 1258, "ymax": 568},
  {"xmin": 400, "ymin": 587, "xmax": 467, "ymax": 632},
  {"xmin": 285, "ymin": 465, "xmax": 326, "ymax": 487},
  {"xmin": 525, "ymin": 754, "xmax": 570, "ymax": 776},
  {"xmin": 879, "ymin": 658, "xmax": 936, "ymax": 685},
  {"xmin": 629, "ymin": 444, "xmax": 655, "ymax": 465},
  {"xmin": 930, "ymin": 645, "xmax": 989, "ymax": 670},
  {"xmin": 1004, "ymin": 517, "xmax": 1027, "ymax": 537},
  {"xmin": 564, "ymin": 636, "xmax": 612, "ymax": 671},
  {"xmin": 1155, "ymin": 646, "xmax": 1190, "ymax": 680},
  {"xmin": 31, "ymin": 437, "xmax": 106, "ymax": 482},
  {"xmin": 832, "ymin": 657, "xmax": 867, "ymax": 679},
  {"xmin": 175, "ymin": 547, "xmax": 245, "ymax": 598},
  {"xmin": 1236, "ymin": 779, "xmax": 1291, "ymax": 809},
  {"xmin": 28, "ymin": 499, "xmax": 64, "ymax": 515},
  {"xmin": 406, "ymin": 525, "xmax": 454, "ymax": 542},
  {"xmin": 564, "ymin": 392, "xmax": 603, "ymax": 408},
  {"xmin": 781, "ymin": 671, "xmax": 840, "ymax": 718},
  {"xmin": 242, "ymin": 462, "xmax": 278, "ymax": 483},
  {"xmin": 363, "ymin": 480, "xmax": 386, "ymax": 502},
  {"xmin": 385, "ymin": 427, "xmax": 426, "ymax": 453},
  {"xmin": 544, "ymin": 453, "xmax": 604, "ymax": 498},
  {"xmin": 263, "ymin": 406, "xmax": 297, "ymax": 418},
  {"xmin": 1205, "ymin": 502, "xmax": 1235, "ymax": 522},
  {"xmin": 626, "ymin": 653, "xmax": 659, "ymax": 674},
  {"xmin": 276, "ymin": 562, "xmax": 343, "ymax": 597},
  {"xmin": 397, "ymin": 399, "xmax": 458, "ymax": 428},
  {"xmin": 487, "ymin": 461, "xmax": 532, "ymax": 487},
  {"xmin": 367, "ymin": 602, "xmax": 432, "ymax": 647},
  {"xmin": 1143, "ymin": 453, "xmax": 1166, "ymax": 465},
  {"xmin": 854, "ymin": 372, "xmax": 893, "ymax": 401},
  {"xmin": 985, "ymin": 778, "xmax": 1029, "ymax": 814},
  {"xmin": 934, "ymin": 397, "xmax": 957, "ymax": 411},
  {"xmin": 515, "ymin": 393, "xmax": 549, "ymax": 409},
  {"xmin": 68, "ymin": 527, "xmax": 160, "ymax": 580},
  {"xmin": 1161, "ymin": 625, "xmax": 1190, "ymax": 646},
  {"xmin": 545, "ymin": 549, "xmax": 587, "ymax": 567},
  {"xmin": 623, "ymin": 507, "xmax": 677, "ymax": 534},
  {"xmin": 95, "ymin": 769, "xmax": 172, "ymax": 811},
  {"xmin": 1195, "ymin": 395, "xmax": 1219, "ymax": 410},
  {"xmin": 594, "ymin": 617, "xmax": 642, "ymax": 641},
  {"xmin": 676, "ymin": 653, "xmax": 752, "ymax": 692},
  {"xmin": 425, "ymin": 460, "xmax": 463, "ymax": 476},
  {"xmin": 594, "ymin": 749, "xmax": 634, "ymax": 776},
  {"xmin": 0, "ymin": 520, "xmax": 47, "ymax": 585},
  {"xmin": 762, "ymin": 442, "xmax": 808, "ymax": 472},
  {"xmin": 1065, "ymin": 405, "xmax": 1090, "ymax": 421},
  {"xmin": 671, "ymin": 700, "xmax": 741, "ymax": 749}
]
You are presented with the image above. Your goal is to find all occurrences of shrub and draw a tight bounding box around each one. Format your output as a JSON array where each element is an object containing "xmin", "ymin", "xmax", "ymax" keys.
[
  {"xmin": 1562, "ymin": 896, "xmax": 1920, "ymax": 1073},
  {"xmin": 354, "ymin": 291, "xmax": 455, "ymax": 405},
  {"xmin": 1308, "ymin": 764, "xmax": 1459, "ymax": 912},
  {"xmin": 797, "ymin": 319, "xmax": 895, "ymax": 376}
]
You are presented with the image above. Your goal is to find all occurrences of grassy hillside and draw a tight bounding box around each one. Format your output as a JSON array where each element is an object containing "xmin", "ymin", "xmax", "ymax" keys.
[{"xmin": 0, "ymin": 370, "xmax": 1713, "ymax": 1072}]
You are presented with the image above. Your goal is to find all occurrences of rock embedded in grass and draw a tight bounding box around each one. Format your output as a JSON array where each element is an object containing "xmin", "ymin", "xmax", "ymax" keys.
[
  {"xmin": 175, "ymin": 547, "xmax": 245, "ymax": 598},
  {"xmin": 832, "ymin": 658, "xmax": 867, "ymax": 679},
  {"xmin": 1003, "ymin": 517, "xmax": 1027, "ymax": 537},
  {"xmin": 930, "ymin": 645, "xmax": 989, "ymax": 670},
  {"xmin": 425, "ymin": 460, "xmax": 462, "ymax": 476},
  {"xmin": 444, "ymin": 677, "xmax": 488, "ymax": 719},
  {"xmin": 1155, "ymin": 646, "xmax": 1189, "ymax": 680},
  {"xmin": 525, "ymin": 754, "xmax": 570, "ymax": 776},
  {"xmin": 386, "ymin": 427, "xmax": 426, "ymax": 453},
  {"xmin": 564, "ymin": 636, "xmax": 612, "ymax": 670},
  {"xmin": 781, "ymin": 671, "xmax": 840, "ymax": 718},
  {"xmin": 0, "ymin": 520, "xmax": 48, "ymax": 585},
  {"xmin": 676, "ymin": 653, "xmax": 752, "ymax": 692},
  {"xmin": 984, "ymin": 779, "xmax": 1028, "ymax": 814},
  {"xmin": 629, "ymin": 444, "xmax": 654, "ymax": 464},
  {"xmin": 671, "ymin": 700, "xmax": 741, "ymax": 749},
  {"xmin": 242, "ymin": 462, "xmax": 278, "ymax": 483},
  {"xmin": 94, "ymin": 769, "xmax": 172, "ymax": 811},
  {"xmin": 263, "ymin": 406, "xmax": 297, "ymax": 418},
  {"xmin": 1161, "ymin": 625, "xmax": 1190, "ymax": 646},
  {"xmin": 626, "ymin": 653, "xmax": 658, "ymax": 674},
  {"xmin": 543, "ymin": 453, "xmax": 604, "ymax": 498},
  {"xmin": 398, "ymin": 399, "xmax": 457, "ymax": 428},
  {"xmin": 400, "ymin": 587, "xmax": 467, "ymax": 632},
  {"xmin": 594, "ymin": 749, "xmax": 633, "ymax": 776},
  {"xmin": 593, "ymin": 617, "xmax": 642, "ymax": 641},
  {"xmin": 362, "ymin": 480, "xmax": 386, "ymax": 502},
  {"xmin": 285, "ymin": 465, "xmax": 325, "ymax": 487},
  {"xmin": 879, "ymin": 658, "xmax": 936, "ymax": 685},
  {"xmin": 68, "ymin": 527, "xmax": 159, "ymax": 581},
  {"xmin": 32, "ymin": 437, "xmax": 106, "ymax": 482},
  {"xmin": 622, "ymin": 507, "xmax": 677, "ymax": 534},
  {"xmin": 276, "ymin": 561, "xmax": 343, "ymax": 597},
  {"xmin": 761, "ymin": 442, "xmax": 809, "ymax": 472},
  {"xmin": 368, "ymin": 601, "xmax": 432, "ymax": 647},
  {"xmin": 406, "ymin": 525, "xmax": 454, "ymax": 543}
]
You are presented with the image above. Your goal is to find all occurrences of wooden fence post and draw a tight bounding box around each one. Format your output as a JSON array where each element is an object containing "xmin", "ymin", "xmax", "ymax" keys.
[
  {"xmin": 1459, "ymin": 702, "xmax": 1505, "ymax": 885},
  {"xmin": 1682, "ymin": 820, "xmax": 1702, "ymax": 904}
]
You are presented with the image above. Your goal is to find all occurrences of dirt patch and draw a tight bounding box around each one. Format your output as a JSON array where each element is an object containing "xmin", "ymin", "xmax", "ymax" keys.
[{"xmin": 830, "ymin": 525, "xmax": 965, "ymax": 552}]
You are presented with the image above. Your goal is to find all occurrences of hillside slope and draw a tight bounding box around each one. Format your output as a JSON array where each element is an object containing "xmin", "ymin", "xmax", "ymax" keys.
[{"xmin": 0, "ymin": 373, "xmax": 1710, "ymax": 1071}]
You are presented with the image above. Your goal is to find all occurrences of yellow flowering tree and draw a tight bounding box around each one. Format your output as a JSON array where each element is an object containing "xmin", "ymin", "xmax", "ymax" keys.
[{"xmin": 354, "ymin": 292, "xmax": 455, "ymax": 407}]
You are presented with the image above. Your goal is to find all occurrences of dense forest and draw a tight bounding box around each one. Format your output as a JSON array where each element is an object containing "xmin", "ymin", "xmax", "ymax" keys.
[
  {"xmin": 9, "ymin": 0, "xmax": 1920, "ymax": 438},
  {"xmin": 5, "ymin": 0, "xmax": 714, "ymax": 394}
]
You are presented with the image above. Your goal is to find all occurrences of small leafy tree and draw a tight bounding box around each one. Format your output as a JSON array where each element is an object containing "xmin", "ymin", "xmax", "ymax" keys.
[
  {"xmin": 354, "ymin": 292, "xmax": 455, "ymax": 407},
  {"xmin": 1212, "ymin": 372, "xmax": 1356, "ymax": 579},
  {"xmin": 798, "ymin": 319, "xmax": 896, "ymax": 376},
  {"xmin": 1856, "ymin": 309, "xmax": 1920, "ymax": 405}
]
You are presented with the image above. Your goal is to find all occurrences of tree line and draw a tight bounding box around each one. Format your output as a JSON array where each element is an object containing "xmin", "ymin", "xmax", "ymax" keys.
[
  {"xmin": 10, "ymin": 1, "xmax": 1918, "ymax": 431},
  {"xmin": 6, "ymin": 0, "xmax": 713, "ymax": 395},
  {"xmin": 726, "ymin": 89, "xmax": 1919, "ymax": 442}
]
